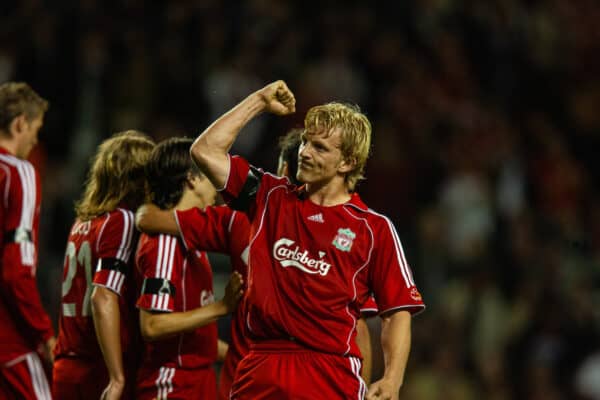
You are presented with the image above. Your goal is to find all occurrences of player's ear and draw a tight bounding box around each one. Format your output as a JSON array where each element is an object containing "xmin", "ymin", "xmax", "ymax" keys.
[
  {"xmin": 8, "ymin": 114, "xmax": 27, "ymax": 137},
  {"xmin": 185, "ymin": 171, "xmax": 197, "ymax": 188},
  {"xmin": 337, "ymin": 157, "xmax": 356, "ymax": 174}
]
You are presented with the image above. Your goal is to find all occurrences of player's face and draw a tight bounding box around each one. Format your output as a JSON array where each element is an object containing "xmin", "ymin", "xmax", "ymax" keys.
[
  {"xmin": 192, "ymin": 174, "xmax": 217, "ymax": 209},
  {"xmin": 297, "ymin": 129, "xmax": 349, "ymax": 186},
  {"xmin": 16, "ymin": 114, "xmax": 44, "ymax": 159}
]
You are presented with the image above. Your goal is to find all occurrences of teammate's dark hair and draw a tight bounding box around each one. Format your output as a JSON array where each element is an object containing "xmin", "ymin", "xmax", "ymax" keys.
[
  {"xmin": 146, "ymin": 137, "xmax": 200, "ymax": 209},
  {"xmin": 278, "ymin": 128, "xmax": 302, "ymax": 185}
]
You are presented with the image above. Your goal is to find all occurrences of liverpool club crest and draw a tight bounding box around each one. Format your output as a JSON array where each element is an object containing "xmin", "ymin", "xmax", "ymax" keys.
[{"xmin": 332, "ymin": 228, "xmax": 356, "ymax": 252}]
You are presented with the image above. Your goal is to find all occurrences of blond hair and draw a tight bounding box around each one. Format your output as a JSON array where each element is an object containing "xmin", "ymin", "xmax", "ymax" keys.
[
  {"xmin": 75, "ymin": 131, "xmax": 155, "ymax": 220},
  {"xmin": 304, "ymin": 102, "xmax": 371, "ymax": 191},
  {"xmin": 0, "ymin": 82, "xmax": 48, "ymax": 133}
]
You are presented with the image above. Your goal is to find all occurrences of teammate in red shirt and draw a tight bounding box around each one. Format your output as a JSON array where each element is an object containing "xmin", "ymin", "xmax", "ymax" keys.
[
  {"xmin": 191, "ymin": 81, "xmax": 425, "ymax": 400},
  {"xmin": 0, "ymin": 82, "xmax": 53, "ymax": 400},
  {"xmin": 52, "ymin": 131, "xmax": 155, "ymax": 400},
  {"xmin": 134, "ymin": 137, "xmax": 243, "ymax": 400},
  {"xmin": 136, "ymin": 129, "xmax": 378, "ymax": 398}
]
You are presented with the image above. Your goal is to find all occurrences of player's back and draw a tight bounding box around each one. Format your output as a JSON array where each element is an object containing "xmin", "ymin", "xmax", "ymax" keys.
[
  {"xmin": 135, "ymin": 233, "xmax": 218, "ymax": 370},
  {"xmin": 55, "ymin": 208, "xmax": 137, "ymax": 360}
]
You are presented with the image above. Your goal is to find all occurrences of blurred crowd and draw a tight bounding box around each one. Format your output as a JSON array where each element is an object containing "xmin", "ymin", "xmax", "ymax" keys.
[{"xmin": 1, "ymin": 0, "xmax": 599, "ymax": 399}]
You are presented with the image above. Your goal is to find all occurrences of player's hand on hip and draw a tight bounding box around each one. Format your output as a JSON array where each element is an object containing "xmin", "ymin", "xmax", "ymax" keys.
[
  {"xmin": 100, "ymin": 379, "xmax": 125, "ymax": 400},
  {"xmin": 223, "ymin": 271, "xmax": 244, "ymax": 312},
  {"xmin": 257, "ymin": 80, "xmax": 296, "ymax": 115},
  {"xmin": 366, "ymin": 378, "xmax": 400, "ymax": 400}
]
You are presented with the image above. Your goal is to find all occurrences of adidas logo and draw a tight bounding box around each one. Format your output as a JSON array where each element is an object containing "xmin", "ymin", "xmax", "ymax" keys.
[{"xmin": 307, "ymin": 213, "xmax": 324, "ymax": 223}]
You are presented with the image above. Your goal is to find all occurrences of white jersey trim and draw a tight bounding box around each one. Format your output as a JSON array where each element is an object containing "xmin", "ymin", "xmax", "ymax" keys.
[
  {"xmin": 155, "ymin": 366, "xmax": 175, "ymax": 399},
  {"xmin": 116, "ymin": 208, "xmax": 135, "ymax": 262},
  {"xmin": 349, "ymin": 356, "xmax": 367, "ymax": 400},
  {"xmin": 360, "ymin": 207, "xmax": 415, "ymax": 288},
  {"xmin": 0, "ymin": 155, "xmax": 37, "ymax": 267},
  {"xmin": 342, "ymin": 207, "xmax": 375, "ymax": 356},
  {"xmin": 25, "ymin": 352, "xmax": 52, "ymax": 400},
  {"xmin": 245, "ymin": 183, "xmax": 289, "ymax": 335}
]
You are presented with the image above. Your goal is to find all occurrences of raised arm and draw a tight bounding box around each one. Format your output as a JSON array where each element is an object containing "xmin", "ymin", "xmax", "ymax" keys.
[
  {"xmin": 366, "ymin": 310, "xmax": 411, "ymax": 400},
  {"xmin": 190, "ymin": 80, "xmax": 295, "ymax": 189}
]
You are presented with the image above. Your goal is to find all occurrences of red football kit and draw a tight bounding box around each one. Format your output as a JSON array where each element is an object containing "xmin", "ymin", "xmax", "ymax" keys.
[
  {"xmin": 0, "ymin": 148, "xmax": 53, "ymax": 399},
  {"xmin": 222, "ymin": 155, "xmax": 425, "ymax": 399},
  {"xmin": 53, "ymin": 208, "xmax": 139, "ymax": 400},
  {"xmin": 135, "ymin": 233, "xmax": 218, "ymax": 400},
  {"xmin": 174, "ymin": 206, "xmax": 249, "ymax": 400}
]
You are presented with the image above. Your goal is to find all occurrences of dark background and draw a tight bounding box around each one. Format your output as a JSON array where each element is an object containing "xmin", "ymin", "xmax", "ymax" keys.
[{"xmin": 2, "ymin": 1, "xmax": 599, "ymax": 398}]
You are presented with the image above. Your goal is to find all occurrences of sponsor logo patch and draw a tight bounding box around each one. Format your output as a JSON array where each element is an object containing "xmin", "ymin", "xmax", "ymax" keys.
[
  {"xmin": 410, "ymin": 287, "xmax": 422, "ymax": 301},
  {"xmin": 273, "ymin": 238, "xmax": 331, "ymax": 276},
  {"xmin": 332, "ymin": 228, "xmax": 356, "ymax": 252}
]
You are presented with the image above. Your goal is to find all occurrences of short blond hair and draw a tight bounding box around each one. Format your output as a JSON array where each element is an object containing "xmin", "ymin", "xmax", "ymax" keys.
[
  {"xmin": 75, "ymin": 131, "xmax": 155, "ymax": 220},
  {"xmin": 304, "ymin": 102, "xmax": 371, "ymax": 191},
  {"xmin": 0, "ymin": 82, "xmax": 48, "ymax": 133}
]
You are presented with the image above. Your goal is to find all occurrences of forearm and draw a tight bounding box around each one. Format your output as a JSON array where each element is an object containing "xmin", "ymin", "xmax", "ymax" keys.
[
  {"xmin": 217, "ymin": 339, "xmax": 229, "ymax": 362},
  {"xmin": 141, "ymin": 301, "xmax": 228, "ymax": 341},
  {"xmin": 356, "ymin": 318, "xmax": 373, "ymax": 385},
  {"xmin": 91, "ymin": 288, "xmax": 124, "ymax": 382},
  {"xmin": 135, "ymin": 204, "xmax": 179, "ymax": 235},
  {"xmin": 380, "ymin": 311, "xmax": 411, "ymax": 390},
  {"xmin": 191, "ymin": 93, "xmax": 265, "ymax": 188}
]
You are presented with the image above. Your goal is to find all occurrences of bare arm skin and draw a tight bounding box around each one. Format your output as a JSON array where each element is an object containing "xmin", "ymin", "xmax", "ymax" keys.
[
  {"xmin": 356, "ymin": 317, "xmax": 373, "ymax": 385},
  {"xmin": 92, "ymin": 287, "xmax": 125, "ymax": 400},
  {"xmin": 135, "ymin": 203, "xmax": 179, "ymax": 236},
  {"xmin": 139, "ymin": 272, "xmax": 243, "ymax": 341},
  {"xmin": 366, "ymin": 311, "xmax": 411, "ymax": 400},
  {"xmin": 190, "ymin": 80, "xmax": 295, "ymax": 189},
  {"xmin": 217, "ymin": 339, "xmax": 229, "ymax": 362}
]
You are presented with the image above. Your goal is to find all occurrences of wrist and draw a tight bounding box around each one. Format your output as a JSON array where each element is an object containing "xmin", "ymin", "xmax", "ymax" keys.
[{"xmin": 213, "ymin": 300, "xmax": 229, "ymax": 315}]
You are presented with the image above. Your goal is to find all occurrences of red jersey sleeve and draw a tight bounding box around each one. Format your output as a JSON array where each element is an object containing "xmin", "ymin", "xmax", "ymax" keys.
[
  {"xmin": 0, "ymin": 161, "xmax": 54, "ymax": 343},
  {"xmin": 92, "ymin": 209, "xmax": 136, "ymax": 296},
  {"xmin": 220, "ymin": 155, "xmax": 251, "ymax": 204},
  {"xmin": 174, "ymin": 205, "xmax": 235, "ymax": 253},
  {"xmin": 369, "ymin": 216, "xmax": 425, "ymax": 316},
  {"xmin": 220, "ymin": 155, "xmax": 289, "ymax": 220},
  {"xmin": 360, "ymin": 295, "xmax": 379, "ymax": 318},
  {"xmin": 136, "ymin": 234, "xmax": 181, "ymax": 313}
]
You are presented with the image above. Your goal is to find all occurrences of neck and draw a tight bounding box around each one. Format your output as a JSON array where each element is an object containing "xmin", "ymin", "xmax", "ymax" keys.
[
  {"xmin": 175, "ymin": 189, "xmax": 205, "ymax": 211},
  {"xmin": 306, "ymin": 177, "xmax": 351, "ymax": 207},
  {"xmin": 0, "ymin": 136, "xmax": 18, "ymax": 157}
]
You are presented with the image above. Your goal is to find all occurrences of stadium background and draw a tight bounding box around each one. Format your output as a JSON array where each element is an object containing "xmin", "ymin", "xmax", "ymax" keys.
[{"xmin": 2, "ymin": 1, "xmax": 599, "ymax": 398}]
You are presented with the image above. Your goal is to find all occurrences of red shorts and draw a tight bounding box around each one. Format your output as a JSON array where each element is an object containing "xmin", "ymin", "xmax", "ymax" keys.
[
  {"xmin": 52, "ymin": 357, "xmax": 136, "ymax": 400},
  {"xmin": 0, "ymin": 352, "xmax": 52, "ymax": 400},
  {"xmin": 136, "ymin": 365, "xmax": 216, "ymax": 400},
  {"xmin": 218, "ymin": 355, "xmax": 237, "ymax": 400},
  {"xmin": 231, "ymin": 341, "xmax": 367, "ymax": 400}
]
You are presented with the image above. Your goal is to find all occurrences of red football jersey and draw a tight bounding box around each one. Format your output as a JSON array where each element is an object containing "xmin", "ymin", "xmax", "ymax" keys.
[
  {"xmin": 135, "ymin": 233, "xmax": 218, "ymax": 369},
  {"xmin": 0, "ymin": 147, "xmax": 54, "ymax": 364},
  {"xmin": 174, "ymin": 206, "xmax": 250, "ymax": 374},
  {"xmin": 221, "ymin": 155, "xmax": 425, "ymax": 358},
  {"xmin": 54, "ymin": 208, "xmax": 138, "ymax": 361}
]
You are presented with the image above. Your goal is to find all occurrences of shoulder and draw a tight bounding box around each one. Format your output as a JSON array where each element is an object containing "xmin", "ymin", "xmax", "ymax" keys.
[
  {"xmin": 0, "ymin": 154, "xmax": 37, "ymax": 188},
  {"xmin": 344, "ymin": 202, "xmax": 396, "ymax": 233}
]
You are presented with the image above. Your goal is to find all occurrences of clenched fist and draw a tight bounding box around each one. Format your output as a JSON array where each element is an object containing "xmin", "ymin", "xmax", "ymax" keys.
[{"xmin": 256, "ymin": 80, "xmax": 296, "ymax": 115}]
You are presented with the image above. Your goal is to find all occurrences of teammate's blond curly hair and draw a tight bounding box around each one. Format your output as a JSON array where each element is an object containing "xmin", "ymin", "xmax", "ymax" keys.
[
  {"xmin": 75, "ymin": 130, "xmax": 155, "ymax": 220},
  {"xmin": 304, "ymin": 102, "xmax": 371, "ymax": 191}
]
